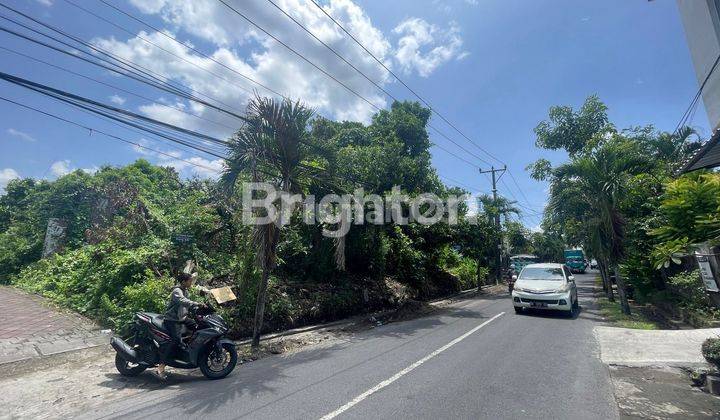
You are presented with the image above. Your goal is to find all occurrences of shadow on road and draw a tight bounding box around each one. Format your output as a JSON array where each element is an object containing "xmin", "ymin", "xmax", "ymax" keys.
[
  {"xmin": 97, "ymin": 342, "xmax": 341, "ymax": 418},
  {"xmin": 96, "ymin": 293, "xmax": 505, "ymax": 418}
]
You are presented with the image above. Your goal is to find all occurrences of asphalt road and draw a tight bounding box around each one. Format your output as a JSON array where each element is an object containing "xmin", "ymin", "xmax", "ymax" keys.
[{"xmin": 83, "ymin": 272, "xmax": 618, "ymax": 420}]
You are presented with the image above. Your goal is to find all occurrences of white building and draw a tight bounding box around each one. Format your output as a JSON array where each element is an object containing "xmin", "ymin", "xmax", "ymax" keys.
[{"xmin": 677, "ymin": 0, "xmax": 720, "ymax": 172}]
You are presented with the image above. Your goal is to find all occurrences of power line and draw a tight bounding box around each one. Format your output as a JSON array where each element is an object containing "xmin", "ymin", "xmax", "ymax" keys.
[
  {"xmin": 12, "ymin": 0, "xmax": 494, "ymax": 176},
  {"xmin": 306, "ymin": 0, "xmax": 500, "ymax": 165},
  {"xmin": 216, "ymin": 0, "xmax": 382, "ymax": 112},
  {"xmin": 61, "ymin": 0, "xmax": 264, "ymax": 100},
  {"xmin": 0, "ymin": 71, "xmax": 229, "ymax": 146},
  {"xmin": 48, "ymin": 0, "xmax": 490, "ymax": 174},
  {"xmin": 673, "ymin": 54, "xmax": 720, "ymax": 135},
  {"xmin": 0, "ymin": 72, "xmax": 230, "ymax": 159},
  {"xmin": 303, "ymin": 0, "xmax": 543, "ymax": 207},
  {"xmin": 0, "ymin": 45, "xmax": 237, "ymax": 133},
  {"xmin": 499, "ymin": 178, "xmax": 543, "ymax": 215},
  {"xmin": 77, "ymin": 0, "xmax": 490, "ymax": 170},
  {"xmin": 217, "ymin": 0, "xmax": 493, "ymax": 167},
  {"xmin": 3, "ymin": 2, "xmax": 507, "ymax": 194},
  {"xmin": 265, "ymin": 0, "xmax": 396, "ymax": 103},
  {"xmin": 265, "ymin": 0, "xmax": 495, "ymax": 167},
  {"xmin": 432, "ymin": 143, "xmax": 481, "ymax": 169},
  {"xmin": 507, "ymin": 170, "xmax": 533, "ymax": 208},
  {"xmin": 0, "ymin": 5, "xmax": 250, "ymax": 122},
  {"xmin": 0, "ymin": 95, "xmax": 221, "ymax": 172},
  {"xmin": 95, "ymin": 0, "xmax": 288, "ymax": 101}
]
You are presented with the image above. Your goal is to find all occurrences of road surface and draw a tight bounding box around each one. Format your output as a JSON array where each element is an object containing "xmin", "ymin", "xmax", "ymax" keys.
[{"xmin": 83, "ymin": 272, "xmax": 618, "ymax": 419}]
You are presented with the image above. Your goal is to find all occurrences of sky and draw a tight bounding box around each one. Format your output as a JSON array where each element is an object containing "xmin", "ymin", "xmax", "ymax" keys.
[{"xmin": 0, "ymin": 0, "xmax": 711, "ymax": 229}]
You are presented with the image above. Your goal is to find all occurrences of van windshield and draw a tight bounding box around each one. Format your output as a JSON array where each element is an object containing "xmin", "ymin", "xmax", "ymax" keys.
[{"xmin": 519, "ymin": 267, "xmax": 565, "ymax": 281}]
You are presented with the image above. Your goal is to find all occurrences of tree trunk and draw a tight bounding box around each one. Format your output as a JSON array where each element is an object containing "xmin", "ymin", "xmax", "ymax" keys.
[
  {"xmin": 613, "ymin": 266, "xmax": 631, "ymax": 315},
  {"xmin": 599, "ymin": 259, "xmax": 614, "ymax": 302},
  {"xmin": 477, "ymin": 258, "xmax": 484, "ymax": 291},
  {"xmin": 251, "ymin": 266, "xmax": 271, "ymax": 348},
  {"xmin": 598, "ymin": 261, "xmax": 609, "ymax": 293}
]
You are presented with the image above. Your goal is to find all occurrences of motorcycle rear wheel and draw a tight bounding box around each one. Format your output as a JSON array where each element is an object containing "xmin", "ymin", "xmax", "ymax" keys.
[
  {"xmin": 115, "ymin": 336, "xmax": 148, "ymax": 377},
  {"xmin": 199, "ymin": 342, "xmax": 238, "ymax": 380},
  {"xmin": 115, "ymin": 353, "xmax": 147, "ymax": 376}
]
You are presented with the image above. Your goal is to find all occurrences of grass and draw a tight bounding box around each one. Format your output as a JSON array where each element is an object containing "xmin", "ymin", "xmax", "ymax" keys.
[
  {"xmin": 595, "ymin": 277, "xmax": 660, "ymax": 330},
  {"xmin": 597, "ymin": 297, "xmax": 659, "ymax": 329}
]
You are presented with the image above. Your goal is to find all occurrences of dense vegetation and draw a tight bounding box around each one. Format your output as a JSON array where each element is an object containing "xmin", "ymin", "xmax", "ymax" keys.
[
  {"xmin": 530, "ymin": 95, "xmax": 719, "ymax": 323},
  {"xmin": 0, "ymin": 99, "xmax": 557, "ymax": 338}
]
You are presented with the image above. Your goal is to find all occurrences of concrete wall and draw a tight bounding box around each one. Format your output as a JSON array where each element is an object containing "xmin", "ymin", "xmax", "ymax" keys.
[{"xmin": 677, "ymin": 0, "xmax": 720, "ymax": 130}]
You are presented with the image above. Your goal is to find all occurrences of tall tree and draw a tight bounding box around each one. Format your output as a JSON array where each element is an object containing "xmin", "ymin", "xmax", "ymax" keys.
[{"xmin": 222, "ymin": 95, "xmax": 316, "ymax": 347}]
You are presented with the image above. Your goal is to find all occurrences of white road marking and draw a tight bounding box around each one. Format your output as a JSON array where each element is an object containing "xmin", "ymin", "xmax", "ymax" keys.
[{"xmin": 318, "ymin": 311, "xmax": 505, "ymax": 420}]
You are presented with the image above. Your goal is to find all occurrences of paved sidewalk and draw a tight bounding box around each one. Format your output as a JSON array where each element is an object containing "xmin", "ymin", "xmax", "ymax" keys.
[
  {"xmin": 594, "ymin": 326, "xmax": 720, "ymax": 367},
  {"xmin": 0, "ymin": 286, "xmax": 109, "ymax": 365}
]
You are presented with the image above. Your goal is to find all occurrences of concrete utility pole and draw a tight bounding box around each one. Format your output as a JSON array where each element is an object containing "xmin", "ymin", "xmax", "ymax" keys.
[{"xmin": 479, "ymin": 165, "xmax": 507, "ymax": 285}]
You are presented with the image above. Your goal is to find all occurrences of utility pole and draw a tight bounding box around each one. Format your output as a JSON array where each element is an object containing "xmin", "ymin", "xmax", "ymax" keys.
[{"xmin": 479, "ymin": 165, "xmax": 507, "ymax": 285}]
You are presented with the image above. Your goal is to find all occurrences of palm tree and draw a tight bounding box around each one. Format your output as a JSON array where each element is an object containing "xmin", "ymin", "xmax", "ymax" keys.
[
  {"xmin": 477, "ymin": 194, "xmax": 520, "ymax": 223},
  {"xmin": 221, "ymin": 95, "xmax": 315, "ymax": 347},
  {"xmin": 550, "ymin": 137, "xmax": 647, "ymax": 314}
]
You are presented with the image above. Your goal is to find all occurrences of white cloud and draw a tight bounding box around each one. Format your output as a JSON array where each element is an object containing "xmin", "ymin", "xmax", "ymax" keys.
[
  {"xmin": 50, "ymin": 160, "xmax": 72, "ymax": 177},
  {"xmin": 109, "ymin": 94, "xmax": 126, "ymax": 105},
  {"xmin": 107, "ymin": 0, "xmax": 395, "ymax": 128},
  {"xmin": 35, "ymin": 0, "xmax": 53, "ymax": 6},
  {"xmin": 130, "ymin": 139, "xmax": 223, "ymax": 178},
  {"xmin": 101, "ymin": 0, "xmax": 465, "ymax": 132},
  {"xmin": 393, "ymin": 18, "xmax": 467, "ymax": 77},
  {"xmin": 162, "ymin": 155, "xmax": 225, "ymax": 178},
  {"xmin": 465, "ymin": 193, "xmax": 479, "ymax": 216},
  {"xmin": 432, "ymin": 0, "xmax": 452, "ymax": 14},
  {"xmin": 0, "ymin": 168, "xmax": 20, "ymax": 194},
  {"xmin": 6, "ymin": 128, "xmax": 36, "ymax": 142}
]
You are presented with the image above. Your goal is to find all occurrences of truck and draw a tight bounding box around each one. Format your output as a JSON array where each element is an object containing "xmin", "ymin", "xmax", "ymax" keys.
[{"xmin": 564, "ymin": 249, "xmax": 587, "ymax": 273}]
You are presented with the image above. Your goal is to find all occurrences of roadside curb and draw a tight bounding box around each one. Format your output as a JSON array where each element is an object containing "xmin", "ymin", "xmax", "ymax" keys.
[
  {"xmin": 0, "ymin": 333, "xmax": 111, "ymax": 368},
  {"xmin": 1, "ymin": 284, "xmax": 505, "ymax": 369},
  {"xmin": 235, "ymin": 284, "xmax": 505, "ymax": 346}
]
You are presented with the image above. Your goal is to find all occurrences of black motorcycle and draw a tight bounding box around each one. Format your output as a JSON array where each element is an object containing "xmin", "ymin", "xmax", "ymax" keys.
[{"xmin": 111, "ymin": 304, "xmax": 238, "ymax": 380}]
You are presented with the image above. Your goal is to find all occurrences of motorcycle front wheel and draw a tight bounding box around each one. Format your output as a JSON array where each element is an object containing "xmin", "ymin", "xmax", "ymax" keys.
[{"xmin": 199, "ymin": 342, "xmax": 238, "ymax": 380}]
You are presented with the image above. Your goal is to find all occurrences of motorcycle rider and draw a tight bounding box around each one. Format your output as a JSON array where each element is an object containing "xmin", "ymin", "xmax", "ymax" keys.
[{"xmin": 155, "ymin": 272, "xmax": 207, "ymax": 380}]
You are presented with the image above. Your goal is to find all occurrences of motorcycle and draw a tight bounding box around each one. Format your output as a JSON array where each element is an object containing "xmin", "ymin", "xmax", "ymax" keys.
[
  {"xmin": 111, "ymin": 303, "xmax": 238, "ymax": 380},
  {"xmin": 506, "ymin": 268, "xmax": 517, "ymax": 292}
]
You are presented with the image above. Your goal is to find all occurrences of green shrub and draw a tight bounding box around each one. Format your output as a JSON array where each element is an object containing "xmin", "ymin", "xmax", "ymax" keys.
[
  {"xmin": 701, "ymin": 337, "xmax": 720, "ymax": 369},
  {"xmin": 11, "ymin": 239, "xmax": 174, "ymax": 329},
  {"xmin": 450, "ymin": 257, "xmax": 477, "ymax": 290},
  {"xmin": 666, "ymin": 270, "xmax": 717, "ymax": 315}
]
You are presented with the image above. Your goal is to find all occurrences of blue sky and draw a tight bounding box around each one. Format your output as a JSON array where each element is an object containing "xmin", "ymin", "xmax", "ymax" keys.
[{"xmin": 0, "ymin": 0, "xmax": 710, "ymax": 229}]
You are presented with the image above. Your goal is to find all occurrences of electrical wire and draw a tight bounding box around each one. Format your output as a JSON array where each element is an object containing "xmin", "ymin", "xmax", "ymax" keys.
[
  {"xmin": 673, "ymin": 54, "xmax": 720, "ymax": 135},
  {"xmin": 0, "ymin": 95, "xmax": 222, "ymax": 172},
  {"xmin": 0, "ymin": 46, "xmax": 237, "ymax": 133}
]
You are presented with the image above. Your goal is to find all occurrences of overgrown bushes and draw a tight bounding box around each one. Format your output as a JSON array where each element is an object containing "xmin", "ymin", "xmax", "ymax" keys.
[
  {"xmin": 1, "ymin": 101, "xmax": 497, "ymax": 337},
  {"xmin": 702, "ymin": 337, "xmax": 720, "ymax": 369}
]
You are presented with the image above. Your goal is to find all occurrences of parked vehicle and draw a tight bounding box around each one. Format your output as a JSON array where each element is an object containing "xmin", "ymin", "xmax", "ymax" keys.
[
  {"xmin": 111, "ymin": 303, "xmax": 238, "ymax": 380},
  {"xmin": 563, "ymin": 249, "xmax": 587, "ymax": 273},
  {"xmin": 511, "ymin": 263, "xmax": 578, "ymax": 316},
  {"xmin": 589, "ymin": 259, "xmax": 598, "ymax": 269}
]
